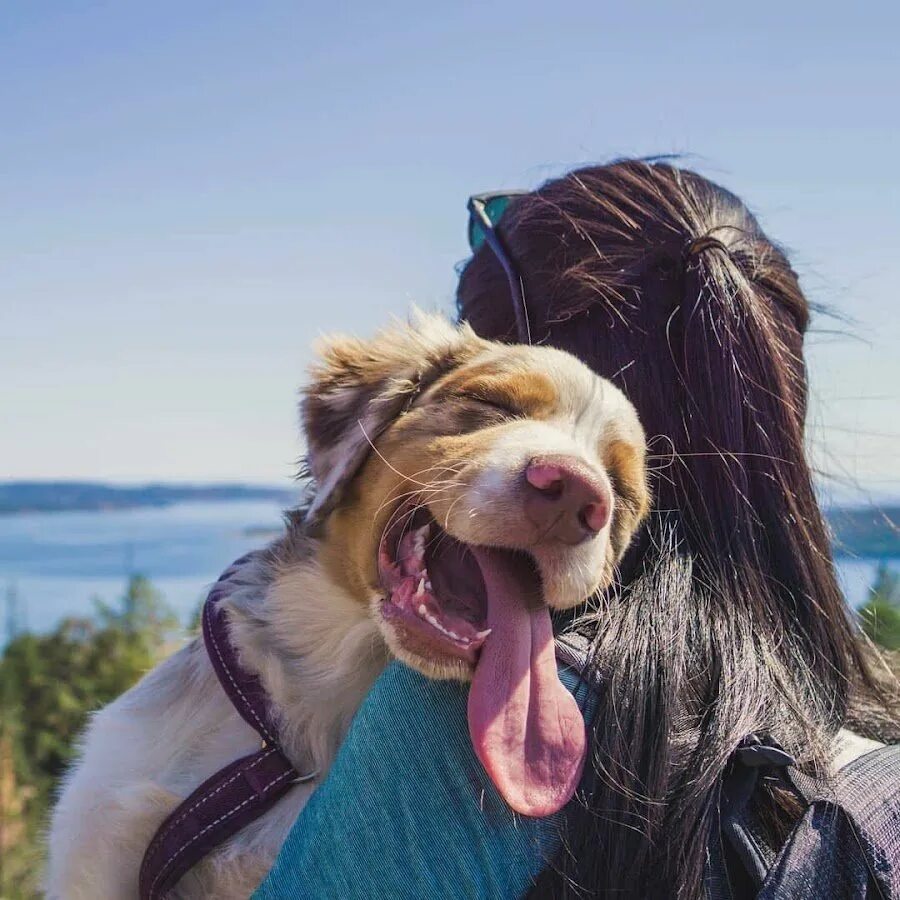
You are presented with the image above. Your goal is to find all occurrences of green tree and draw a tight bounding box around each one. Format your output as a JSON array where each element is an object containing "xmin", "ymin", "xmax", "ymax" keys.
[
  {"xmin": 0, "ymin": 575, "xmax": 178, "ymax": 899},
  {"xmin": 94, "ymin": 574, "xmax": 179, "ymax": 645},
  {"xmin": 859, "ymin": 564, "xmax": 900, "ymax": 651}
]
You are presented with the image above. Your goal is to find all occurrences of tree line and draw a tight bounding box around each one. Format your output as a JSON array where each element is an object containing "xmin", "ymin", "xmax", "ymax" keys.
[{"xmin": 0, "ymin": 576, "xmax": 180, "ymax": 898}]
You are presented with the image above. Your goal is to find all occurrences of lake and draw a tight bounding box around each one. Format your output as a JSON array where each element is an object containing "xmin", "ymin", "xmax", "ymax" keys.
[
  {"xmin": 0, "ymin": 501, "xmax": 895, "ymax": 644},
  {"xmin": 0, "ymin": 500, "xmax": 286, "ymax": 642}
]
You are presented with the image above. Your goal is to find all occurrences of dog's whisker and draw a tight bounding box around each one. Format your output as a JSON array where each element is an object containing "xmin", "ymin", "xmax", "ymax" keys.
[
  {"xmin": 372, "ymin": 485, "xmax": 456, "ymax": 523},
  {"xmin": 356, "ymin": 423, "xmax": 471, "ymax": 489},
  {"xmin": 374, "ymin": 488, "xmax": 463, "ymax": 551}
]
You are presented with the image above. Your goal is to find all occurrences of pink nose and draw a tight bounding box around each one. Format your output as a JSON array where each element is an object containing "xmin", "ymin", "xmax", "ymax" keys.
[{"xmin": 524, "ymin": 455, "xmax": 611, "ymax": 545}]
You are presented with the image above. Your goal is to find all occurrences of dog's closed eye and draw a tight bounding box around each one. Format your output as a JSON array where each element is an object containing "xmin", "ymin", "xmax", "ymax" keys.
[{"xmin": 456, "ymin": 392, "xmax": 521, "ymax": 417}]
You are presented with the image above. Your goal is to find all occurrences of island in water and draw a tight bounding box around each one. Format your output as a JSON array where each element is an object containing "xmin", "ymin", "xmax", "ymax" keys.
[{"xmin": 0, "ymin": 481, "xmax": 294, "ymax": 515}]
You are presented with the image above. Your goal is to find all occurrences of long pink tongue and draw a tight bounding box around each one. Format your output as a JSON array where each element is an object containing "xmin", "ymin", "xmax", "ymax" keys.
[{"xmin": 467, "ymin": 548, "xmax": 587, "ymax": 817}]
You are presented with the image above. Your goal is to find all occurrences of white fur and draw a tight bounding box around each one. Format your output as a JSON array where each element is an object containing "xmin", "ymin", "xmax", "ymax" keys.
[{"xmin": 46, "ymin": 554, "xmax": 388, "ymax": 899}]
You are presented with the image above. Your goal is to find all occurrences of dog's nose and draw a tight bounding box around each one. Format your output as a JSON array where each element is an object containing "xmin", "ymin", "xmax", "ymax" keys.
[{"xmin": 523, "ymin": 455, "xmax": 611, "ymax": 545}]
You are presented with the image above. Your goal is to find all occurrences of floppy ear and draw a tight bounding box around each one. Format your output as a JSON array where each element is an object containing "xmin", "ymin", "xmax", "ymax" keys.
[{"xmin": 301, "ymin": 311, "xmax": 484, "ymax": 525}]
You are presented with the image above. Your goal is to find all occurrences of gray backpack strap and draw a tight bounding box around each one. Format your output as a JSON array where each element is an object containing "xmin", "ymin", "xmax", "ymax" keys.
[
  {"xmin": 757, "ymin": 745, "xmax": 900, "ymax": 899},
  {"xmin": 707, "ymin": 736, "xmax": 798, "ymax": 900},
  {"xmin": 555, "ymin": 629, "xmax": 592, "ymax": 671}
]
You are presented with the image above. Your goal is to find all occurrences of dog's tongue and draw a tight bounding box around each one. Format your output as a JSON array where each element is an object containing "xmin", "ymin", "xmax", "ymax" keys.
[{"xmin": 467, "ymin": 547, "xmax": 587, "ymax": 817}]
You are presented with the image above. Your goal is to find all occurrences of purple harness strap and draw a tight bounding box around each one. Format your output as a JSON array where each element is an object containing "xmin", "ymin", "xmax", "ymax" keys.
[{"xmin": 139, "ymin": 555, "xmax": 313, "ymax": 900}]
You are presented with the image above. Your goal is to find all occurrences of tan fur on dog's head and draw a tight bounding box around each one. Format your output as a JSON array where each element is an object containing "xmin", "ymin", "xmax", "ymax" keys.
[{"xmin": 300, "ymin": 311, "xmax": 649, "ymax": 680}]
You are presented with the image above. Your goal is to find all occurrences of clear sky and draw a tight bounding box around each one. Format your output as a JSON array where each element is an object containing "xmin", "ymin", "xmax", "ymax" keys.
[{"xmin": 2, "ymin": 1, "xmax": 897, "ymax": 502}]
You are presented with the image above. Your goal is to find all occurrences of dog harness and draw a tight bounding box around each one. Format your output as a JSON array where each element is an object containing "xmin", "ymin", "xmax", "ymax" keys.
[{"xmin": 139, "ymin": 555, "xmax": 315, "ymax": 900}]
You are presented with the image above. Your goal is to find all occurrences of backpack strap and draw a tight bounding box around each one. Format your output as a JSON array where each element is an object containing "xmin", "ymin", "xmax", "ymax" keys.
[
  {"xmin": 709, "ymin": 742, "xmax": 900, "ymax": 900},
  {"xmin": 706, "ymin": 736, "xmax": 799, "ymax": 900},
  {"xmin": 757, "ymin": 745, "xmax": 900, "ymax": 899}
]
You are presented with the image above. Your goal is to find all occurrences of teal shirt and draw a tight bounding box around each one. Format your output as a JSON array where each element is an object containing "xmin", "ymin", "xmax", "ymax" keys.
[{"xmin": 254, "ymin": 661, "xmax": 593, "ymax": 899}]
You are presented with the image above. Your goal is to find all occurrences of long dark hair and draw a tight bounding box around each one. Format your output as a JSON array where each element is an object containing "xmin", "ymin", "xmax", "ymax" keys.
[{"xmin": 457, "ymin": 160, "xmax": 896, "ymax": 899}]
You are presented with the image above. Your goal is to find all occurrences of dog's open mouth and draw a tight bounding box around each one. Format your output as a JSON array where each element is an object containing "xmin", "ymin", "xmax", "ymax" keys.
[
  {"xmin": 377, "ymin": 505, "xmax": 495, "ymax": 665},
  {"xmin": 377, "ymin": 501, "xmax": 588, "ymax": 818}
]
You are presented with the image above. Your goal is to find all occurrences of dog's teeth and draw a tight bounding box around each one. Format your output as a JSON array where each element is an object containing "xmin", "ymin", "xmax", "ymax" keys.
[
  {"xmin": 474, "ymin": 628, "xmax": 492, "ymax": 640},
  {"xmin": 415, "ymin": 577, "xmax": 426, "ymax": 597},
  {"xmin": 425, "ymin": 612, "xmax": 452, "ymax": 638},
  {"xmin": 416, "ymin": 606, "xmax": 478, "ymax": 645}
]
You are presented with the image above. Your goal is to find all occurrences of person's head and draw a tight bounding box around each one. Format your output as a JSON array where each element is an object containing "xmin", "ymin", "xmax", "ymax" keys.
[
  {"xmin": 457, "ymin": 160, "xmax": 892, "ymax": 899},
  {"xmin": 461, "ymin": 162, "xmax": 812, "ymax": 551}
]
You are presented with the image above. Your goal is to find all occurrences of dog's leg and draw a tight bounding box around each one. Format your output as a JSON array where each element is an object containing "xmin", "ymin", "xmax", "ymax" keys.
[
  {"xmin": 46, "ymin": 778, "xmax": 181, "ymax": 899},
  {"xmin": 45, "ymin": 642, "xmax": 227, "ymax": 899}
]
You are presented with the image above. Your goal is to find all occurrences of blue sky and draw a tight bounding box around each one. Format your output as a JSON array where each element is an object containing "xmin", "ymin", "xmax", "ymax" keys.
[{"xmin": 2, "ymin": 1, "xmax": 897, "ymax": 501}]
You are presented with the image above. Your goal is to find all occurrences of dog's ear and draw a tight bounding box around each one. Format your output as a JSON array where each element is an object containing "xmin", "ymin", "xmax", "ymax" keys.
[{"xmin": 301, "ymin": 311, "xmax": 484, "ymax": 525}]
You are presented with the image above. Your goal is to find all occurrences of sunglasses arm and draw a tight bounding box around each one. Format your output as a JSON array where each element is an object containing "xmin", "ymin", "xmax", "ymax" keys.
[{"xmin": 467, "ymin": 199, "xmax": 532, "ymax": 344}]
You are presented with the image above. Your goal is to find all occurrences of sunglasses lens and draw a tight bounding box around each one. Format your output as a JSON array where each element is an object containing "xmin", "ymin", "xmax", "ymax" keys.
[
  {"xmin": 468, "ymin": 215, "xmax": 486, "ymax": 252},
  {"xmin": 468, "ymin": 195, "xmax": 516, "ymax": 253},
  {"xmin": 484, "ymin": 195, "xmax": 514, "ymax": 223}
]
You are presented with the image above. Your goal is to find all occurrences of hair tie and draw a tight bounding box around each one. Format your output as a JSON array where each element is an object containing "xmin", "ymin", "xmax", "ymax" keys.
[{"xmin": 683, "ymin": 235, "xmax": 728, "ymax": 261}]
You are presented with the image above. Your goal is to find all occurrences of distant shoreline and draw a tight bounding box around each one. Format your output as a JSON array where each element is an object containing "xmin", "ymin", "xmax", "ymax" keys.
[
  {"xmin": 0, "ymin": 481, "xmax": 294, "ymax": 516},
  {"xmin": 828, "ymin": 506, "xmax": 900, "ymax": 559},
  {"xmin": 0, "ymin": 482, "xmax": 896, "ymax": 560}
]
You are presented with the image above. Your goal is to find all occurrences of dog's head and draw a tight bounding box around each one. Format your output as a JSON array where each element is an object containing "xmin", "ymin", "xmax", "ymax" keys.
[{"xmin": 302, "ymin": 312, "xmax": 649, "ymax": 682}]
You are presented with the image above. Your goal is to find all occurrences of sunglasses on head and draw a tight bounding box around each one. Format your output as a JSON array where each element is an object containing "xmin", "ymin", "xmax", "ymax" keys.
[{"xmin": 466, "ymin": 190, "xmax": 531, "ymax": 344}]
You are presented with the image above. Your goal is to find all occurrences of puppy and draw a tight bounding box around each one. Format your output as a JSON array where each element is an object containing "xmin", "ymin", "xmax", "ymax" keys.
[{"xmin": 47, "ymin": 313, "xmax": 649, "ymax": 899}]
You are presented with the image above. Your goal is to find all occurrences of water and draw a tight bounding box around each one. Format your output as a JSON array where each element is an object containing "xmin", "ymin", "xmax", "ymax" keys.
[
  {"xmin": 0, "ymin": 501, "xmax": 895, "ymax": 644},
  {"xmin": 0, "ymin": 500, "xmax": 286, "ymax": 642}
]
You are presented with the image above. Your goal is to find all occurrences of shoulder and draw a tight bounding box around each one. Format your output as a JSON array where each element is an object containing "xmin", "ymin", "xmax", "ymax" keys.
[{"xmin": 831, "ymin": 728, "xmax": 885, "ymax": 772}]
